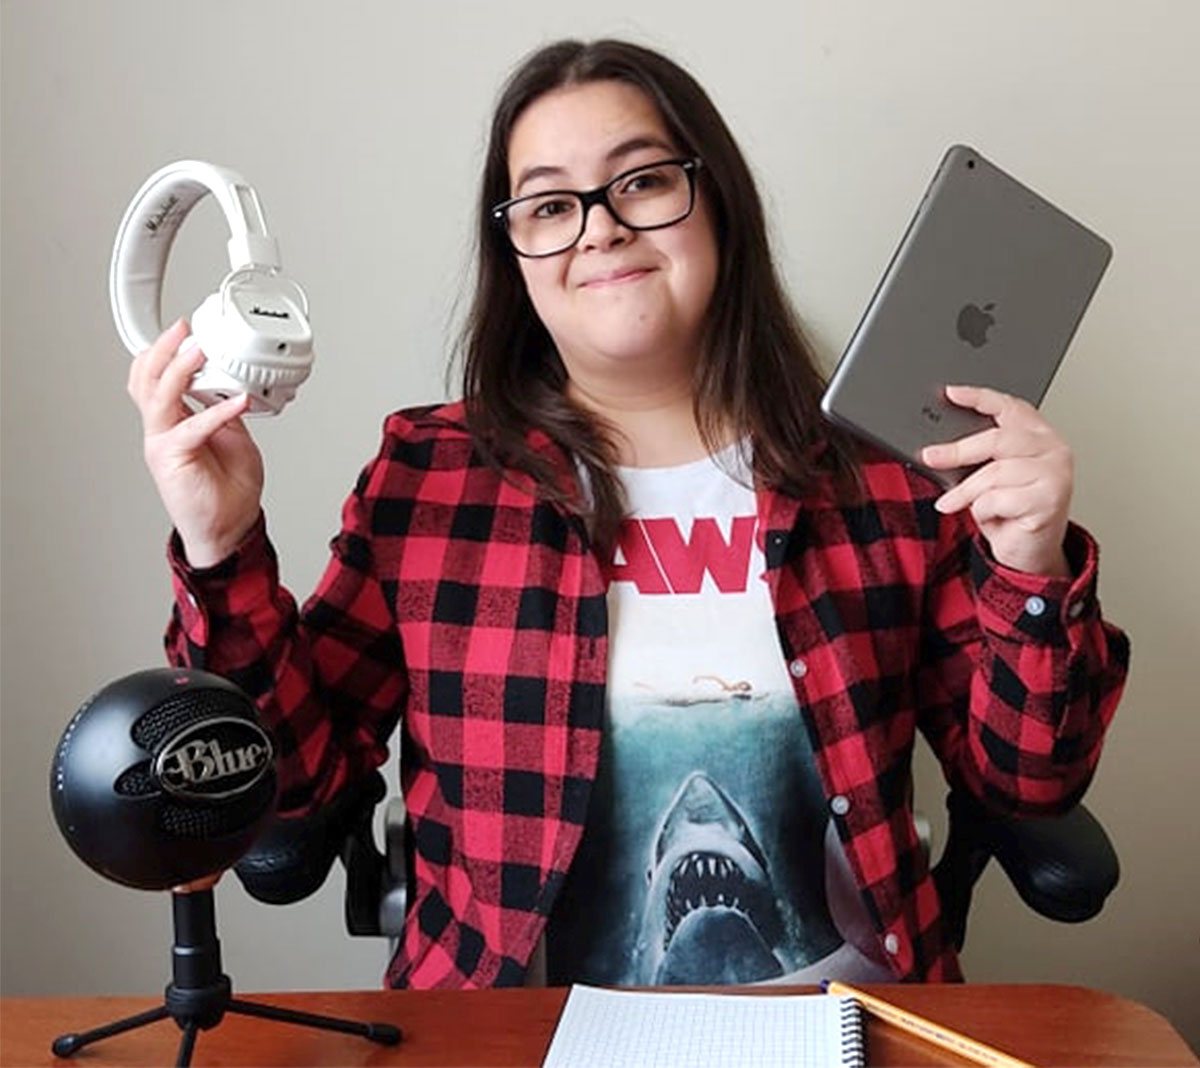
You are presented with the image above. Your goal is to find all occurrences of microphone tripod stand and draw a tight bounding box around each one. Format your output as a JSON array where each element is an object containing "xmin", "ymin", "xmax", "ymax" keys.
[{"xmin": 51, "ymin": 888, "xmax": 401, "ymax": 1066}]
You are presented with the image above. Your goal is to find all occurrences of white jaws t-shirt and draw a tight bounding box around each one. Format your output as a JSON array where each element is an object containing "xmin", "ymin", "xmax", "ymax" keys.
[{"xmin": 542, "ymin": 447, "xmax": 893, "ymax": 986}]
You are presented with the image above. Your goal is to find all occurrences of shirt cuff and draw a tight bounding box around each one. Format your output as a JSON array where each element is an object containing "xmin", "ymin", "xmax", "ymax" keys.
[
  {"xmin": 970, "ymin": 521, "xmax": 1100, "ymax": 646},
  {"xmin": 167, "ymin": 513, "xmax": 272, "ymax": 645}
]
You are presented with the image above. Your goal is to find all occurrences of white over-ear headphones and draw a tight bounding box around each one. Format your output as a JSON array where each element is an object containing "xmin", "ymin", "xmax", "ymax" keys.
[{"xmin": 110, "ymin": 160, "xmax": 314, "ymax": 415}]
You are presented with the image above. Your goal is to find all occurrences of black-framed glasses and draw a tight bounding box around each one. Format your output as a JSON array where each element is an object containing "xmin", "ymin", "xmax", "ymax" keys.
[{"xmin": 492, "ymin": 157, "xmax": 702, "ymax": 258}]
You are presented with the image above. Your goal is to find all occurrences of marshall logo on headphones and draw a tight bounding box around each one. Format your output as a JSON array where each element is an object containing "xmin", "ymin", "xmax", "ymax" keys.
[
  {"xmin": 153, "ymin": 716, "xmax": 274, "ymax": 801},
  {"xmin": 143, "ymin": 194, "xmax": 181, "ymax": 236}
]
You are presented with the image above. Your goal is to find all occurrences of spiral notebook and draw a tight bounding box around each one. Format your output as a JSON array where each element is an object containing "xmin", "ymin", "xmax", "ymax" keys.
[{"xmin": 541, "ymin": 985, "xmax": 865, "ymax": 1068}]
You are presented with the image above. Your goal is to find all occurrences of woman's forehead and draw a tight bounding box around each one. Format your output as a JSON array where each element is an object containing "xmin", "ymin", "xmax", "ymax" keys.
[{"xmin": 507, "ymin": 80, "xmax": 675, "ymax": 191}]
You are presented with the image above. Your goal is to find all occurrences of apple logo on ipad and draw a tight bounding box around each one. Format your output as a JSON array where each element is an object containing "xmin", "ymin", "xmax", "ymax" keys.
[{"xmin": 956, "ymin": 302, "xmax": 997, "ymax": 348}]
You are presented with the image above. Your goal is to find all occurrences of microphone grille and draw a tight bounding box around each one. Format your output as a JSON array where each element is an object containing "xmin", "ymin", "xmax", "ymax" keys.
[
  {"xmin": 159, "ymin": 777, "xmax": 276, "ymax": 839},
  {"xmin": 132, "ymin": 687, "xmax": 253, "ymax": 750},
  {"xmin": 114, "ymin": 762, "xmax": 156, "ymax": 796}
]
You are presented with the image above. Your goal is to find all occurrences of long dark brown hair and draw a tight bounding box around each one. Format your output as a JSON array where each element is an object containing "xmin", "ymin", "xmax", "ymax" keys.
[{"xmin": 458, "ymin": 39, "xmax": 859, "ymax": 552}]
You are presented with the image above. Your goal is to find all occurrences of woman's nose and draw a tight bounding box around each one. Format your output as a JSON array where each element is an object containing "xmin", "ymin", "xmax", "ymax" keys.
[{"xmin": 578, "ymin": 199, "xmax": 630, "ymax": 251}]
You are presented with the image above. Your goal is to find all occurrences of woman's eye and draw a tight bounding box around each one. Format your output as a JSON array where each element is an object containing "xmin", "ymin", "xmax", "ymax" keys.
[
  {"xmin": 531, "ymin": 197, "xmax": 577, "ymax": 220},
  {"xmin": 621, "ymin": 170, "xmax": 669, "ymax": 195}
]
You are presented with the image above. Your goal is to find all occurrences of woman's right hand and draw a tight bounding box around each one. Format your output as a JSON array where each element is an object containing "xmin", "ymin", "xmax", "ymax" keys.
[{"xmin": 128, "ymin": 319, "xmax": 265, "ymax": 568}]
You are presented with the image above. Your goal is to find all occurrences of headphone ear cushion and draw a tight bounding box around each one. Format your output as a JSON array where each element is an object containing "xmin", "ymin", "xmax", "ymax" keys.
[{"xmin": 189, "ymin": 292, "xmax": 226, "ymax": 366}]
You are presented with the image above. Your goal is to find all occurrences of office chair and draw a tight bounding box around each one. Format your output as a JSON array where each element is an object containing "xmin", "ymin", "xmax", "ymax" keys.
[{"xmin": 235, "ymin": 771, "xmax": 1119, "ymax": 955}]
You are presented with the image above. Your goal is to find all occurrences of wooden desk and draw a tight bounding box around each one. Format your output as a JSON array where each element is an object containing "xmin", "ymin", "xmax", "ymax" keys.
[{"xmin": 2, "ymin": 984, "xmax": 1195, "ymax": 1067}]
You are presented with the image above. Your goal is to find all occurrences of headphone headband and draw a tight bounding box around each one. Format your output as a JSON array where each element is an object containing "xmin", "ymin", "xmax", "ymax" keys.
[{"xmin": 109, "ymin": 160, "xmax": 283, "ymax": 355}]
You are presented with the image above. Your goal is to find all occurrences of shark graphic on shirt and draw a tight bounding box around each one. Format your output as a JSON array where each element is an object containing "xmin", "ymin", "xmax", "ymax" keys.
[{"xmin": 632, "ymin": 772, "xmax": 789, "ymax": 984}]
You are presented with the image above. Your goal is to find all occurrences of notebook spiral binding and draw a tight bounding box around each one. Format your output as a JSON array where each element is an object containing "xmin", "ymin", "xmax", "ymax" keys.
[{"xmin": 839, "ymin": 997, "xmax": 867, "ymax": 1068}]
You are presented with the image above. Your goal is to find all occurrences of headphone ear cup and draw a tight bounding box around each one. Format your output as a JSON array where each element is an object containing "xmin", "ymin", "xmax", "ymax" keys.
[
  {"xmin": 185, "ymin": 289, "xmax": 309, "ymax": 413},
  {"xmin": 187, "ymin": 292, "xmax": 249, "ymax": 406}
]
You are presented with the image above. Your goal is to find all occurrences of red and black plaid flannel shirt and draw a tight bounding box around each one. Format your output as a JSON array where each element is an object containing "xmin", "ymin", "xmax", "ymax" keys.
[{"xmin": 166, "ymin": 401, "xmax": 1129, "ymax": 987}]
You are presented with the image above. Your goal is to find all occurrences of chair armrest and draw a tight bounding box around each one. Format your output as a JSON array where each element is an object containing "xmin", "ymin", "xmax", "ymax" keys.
[
  {"xmin": 341, "ymin": 781, "xmax": 391, "ymax": 937},
  {"xmin": 233, "ymin": 772, "xmax": 387, "ymax": 906},
  {"xmin": 984, "ymin": 802, "xmax": 1120, "ymax": 923},
  {"xmin": 377, "ymin": 797, "xmax": 408, "ymax": 938},
  {"xmin": 341, "ymin": 795, "xmax": 407, "ymax": 938},
  {"xmin": 933, "ymin": 788, "xmax": 1120, "ymax": 950}
]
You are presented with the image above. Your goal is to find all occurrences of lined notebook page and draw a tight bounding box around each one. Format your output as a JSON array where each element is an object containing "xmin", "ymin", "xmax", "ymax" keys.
[{"xmin": 541, "ymin": 985, "xmax": 865, "ymax": 1068}]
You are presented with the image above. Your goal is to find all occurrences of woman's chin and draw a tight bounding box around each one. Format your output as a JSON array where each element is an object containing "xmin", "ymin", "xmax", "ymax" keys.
[{"xmin": 567, "ymin": 323, "xmax": 698, "ymax": 370}]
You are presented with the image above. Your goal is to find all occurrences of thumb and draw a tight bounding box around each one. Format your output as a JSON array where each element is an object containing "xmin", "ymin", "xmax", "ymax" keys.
[{"xmin": 164, "ymin": 394, "xmax": 253, "ymax": 454}]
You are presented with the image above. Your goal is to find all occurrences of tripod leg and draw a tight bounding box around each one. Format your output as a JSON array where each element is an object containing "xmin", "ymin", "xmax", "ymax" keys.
[
  {"xmin": 175, "ymin": 1022, "xmax": 199, "ymax": 1068},
  {"xmin": 51, "ymin": 1005, "xmax": 171, "ymax": 1057},
  {"xmin": 228, "ymin": 998, "xmax": 402, "ymax": 1045}
]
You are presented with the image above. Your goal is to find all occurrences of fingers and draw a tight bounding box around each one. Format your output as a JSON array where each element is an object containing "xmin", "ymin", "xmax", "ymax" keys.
[
  {"xmin": 930, "ymin": 386, "xmax": 1073, "ymax": 575},
  {"xmin": 127, "ymin": 318, "xmax": 190, "ymax": 399},
  {"xmin": 128, "ymin": 320, "xmax": 250, "ymax": 443},
  {"xmin": 935, "ymin": 457, "xmax": 1042, "ymax": 514},
  {"xmin": 922, "ymin": 425, "xmax": 1049, "ymax": 469},
  {"xmin": 942, "ymin": 383, "xmax": 1040, "ymax": 424},
  {"xmin": 968, "ymin": 485, "xmax": 1061, "ymax": 530},
  {"xmin": 935, "ymin": 454, "xmax": 1072, "ymax": 533},
  {"xmin": 129, "ymin": 319, "xmax": 204, "ymax": 435},
  {"xmin": 922, "ymin": 386, "xmax": 1063, "ymax": 471},
  {"xmin": 147, "ymin": 347, "xmax": 209, "ymax": 435},
  {"xmin": 165, "ymin": 393, "xmax": 251, "ymax": 453},
  {"xmin": 143, "ymin": 396, "xmax": 251, "ymax": 479},
  {"xmin": 127, "ymin": 318, "xmax": 252, "ymax": 456}
]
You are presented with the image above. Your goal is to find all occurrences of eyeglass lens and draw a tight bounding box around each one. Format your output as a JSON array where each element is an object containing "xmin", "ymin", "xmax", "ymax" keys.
[{"xmin": 505, "ymin": 161, "xmax": 693, "ymax": 257}]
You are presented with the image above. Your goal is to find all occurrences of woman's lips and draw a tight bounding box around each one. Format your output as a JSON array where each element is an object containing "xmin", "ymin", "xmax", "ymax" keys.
[{"xmin": 579, "ymin": 266, "xmax": 654, "ymax": 287}]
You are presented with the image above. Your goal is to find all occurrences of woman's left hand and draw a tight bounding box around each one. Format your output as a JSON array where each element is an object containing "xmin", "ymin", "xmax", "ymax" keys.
[{"xmin": 921, "ymin": 384, "xmax": 1072, "ymax": 577}]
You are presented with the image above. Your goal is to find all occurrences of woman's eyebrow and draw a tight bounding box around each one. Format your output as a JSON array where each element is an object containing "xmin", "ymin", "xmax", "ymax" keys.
[
  {"xmin": 605, "ymin": 135, "xmax": 676, "ymax": 165},
  {"xmin": 513, "ymin": 135, "xmax": 677, "ymax": 195}
]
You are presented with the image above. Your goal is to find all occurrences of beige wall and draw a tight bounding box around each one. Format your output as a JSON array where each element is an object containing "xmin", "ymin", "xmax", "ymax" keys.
[{"xmin": 3, "ymin": 0, "xmax": 1197, "ymax": 1049}]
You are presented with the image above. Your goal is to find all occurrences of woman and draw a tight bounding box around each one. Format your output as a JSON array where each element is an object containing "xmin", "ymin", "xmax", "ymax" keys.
[{"xmin": 129, "ymin": 39, "xmax": 1128, "ymax": 988}]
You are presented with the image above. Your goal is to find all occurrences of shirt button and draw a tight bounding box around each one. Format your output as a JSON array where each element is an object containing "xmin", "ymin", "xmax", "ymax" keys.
[
  {"xmin": 1024, "ymin": 595, "xmax": 1046, "ymax": 617},
  {"xmin": 830, "ymin": 795, "xmax": 851, "ymax": 816},
  {"xmin": 186, "ymin": 592, "xmax": 198, "ymax": 608},
  {"xmin": 883, "ymin": 933, "xmax": 901, "ymax": 955},
  {"xmin": 789, "ymin": 658, "xmax": 808, "ymax": 679},
  {"xmin": 1068, "ymin": 600, "xmax": 1085, "ymax": 620}
]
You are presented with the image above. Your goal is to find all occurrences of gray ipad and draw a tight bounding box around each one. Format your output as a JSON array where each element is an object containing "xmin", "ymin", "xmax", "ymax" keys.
[{"xmin": 820, "ymin": 144, "xmax": 1112, "ymax": 487}]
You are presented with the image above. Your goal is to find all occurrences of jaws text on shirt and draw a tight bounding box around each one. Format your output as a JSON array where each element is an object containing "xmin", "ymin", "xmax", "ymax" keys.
[{"xmin": 603, "ymin": 515, "xmax": 761, "ymax": 595}]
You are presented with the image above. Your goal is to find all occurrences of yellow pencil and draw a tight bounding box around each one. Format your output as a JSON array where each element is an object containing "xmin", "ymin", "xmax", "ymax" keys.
[{"xmin": 821, "ymin": 980, "xmax": 1038, "ymax": 1068}]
